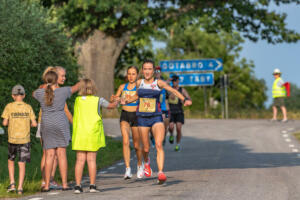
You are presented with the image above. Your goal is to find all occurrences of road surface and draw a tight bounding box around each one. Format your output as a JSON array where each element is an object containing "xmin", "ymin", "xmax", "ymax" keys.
[{"xmin": 25, "ymin": 119, "xmax": 300, "ymax": 200}]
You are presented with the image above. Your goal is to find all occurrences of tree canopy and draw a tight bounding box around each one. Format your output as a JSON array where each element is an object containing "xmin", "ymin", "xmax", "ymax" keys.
[{"xmin": 44, "ymin": 0, "xmax": 300, "ymax": 43}]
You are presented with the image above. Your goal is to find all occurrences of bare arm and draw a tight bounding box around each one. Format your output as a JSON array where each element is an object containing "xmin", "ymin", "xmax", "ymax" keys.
[
  {"xmin": 71, "ymin": 81, "xmax": 81, "ymax": 94},
  {"xmin": 110, "ymin": 84, "xmax": 125, "ymax": 102},
  {"xmin": 2, "ymin": 119, "xmax": 8, "ymax": 126},
  {"xmin": 31, "ymin": 119, "xmax": 37, "ymax": 127},
  {"xmin": 158, "ymin": 80, "xmax": 192, "ymax": 106},
  {"xmin": 64, "ymin": 103, "xmax": 73, "ymax": 123},
  {"xmin": 182, "ymin": 88, "xmax": 191, "ymax": 100}
]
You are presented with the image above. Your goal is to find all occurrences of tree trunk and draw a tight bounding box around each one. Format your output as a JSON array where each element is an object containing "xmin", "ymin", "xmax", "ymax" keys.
[{"xmin": 75, "ymin": 30, "xmax": 130, "ymax": 117}]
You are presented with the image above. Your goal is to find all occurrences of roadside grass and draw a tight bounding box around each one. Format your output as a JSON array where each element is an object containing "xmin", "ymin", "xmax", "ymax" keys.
[
  {"xmin": 0, "ymin": 136, "xmax": 122, "ymax": 198},
  {"xmin": 293, "ymin": 132, "xmax": 300, "ymax": 142}
]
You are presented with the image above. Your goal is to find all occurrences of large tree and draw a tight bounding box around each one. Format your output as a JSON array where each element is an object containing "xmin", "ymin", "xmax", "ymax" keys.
[{"xmin": 41, "ymin": 0, "xmax": 299, "ymax": 102}]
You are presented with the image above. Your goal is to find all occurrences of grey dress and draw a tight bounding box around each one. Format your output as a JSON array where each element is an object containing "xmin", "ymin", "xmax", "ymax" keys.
[{"xmin": 34, "ymin": 87, "xmax": 72, "ymax": 149}]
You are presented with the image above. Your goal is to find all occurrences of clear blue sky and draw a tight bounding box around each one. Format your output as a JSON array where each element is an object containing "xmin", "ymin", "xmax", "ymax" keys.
[{"xmin": 240, "ymin": 3, "xmax": 300, "ymax": 106}]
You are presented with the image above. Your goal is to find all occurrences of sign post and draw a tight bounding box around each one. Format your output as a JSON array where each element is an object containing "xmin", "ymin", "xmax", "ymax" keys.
[{"xmin": 159, "ymin": 58, "xmax": 223, "ymax": 118}]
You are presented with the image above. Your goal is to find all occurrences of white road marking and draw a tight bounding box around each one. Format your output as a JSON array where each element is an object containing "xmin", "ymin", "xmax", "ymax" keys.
[
  {"xmin": 28, "ymin": 198, "xmax": 43, "ymax": 200},
  {"xmin": 48, "ymin": 192, "xmax": 60, "ymax": 195},
  {"xmin": 99, "ymin": 171, "xmax": 108, "ymax": 174},
  {"xmin": 289, "ymin": 144, "xmax": 295, "ymax": 148},
  {"xmin": 282, "ymin": 134, "xmax": 289, "ymax": 138},
  {"xmin": 285, "ymin": 138, "xmax": 291, "ymax": 142},
  {"xmin": 292, "ymin": 149, "xmax": 299, "ymax": 152},
  {"xmin": 117, "ymin": 162, "xmax": 124, "ymax": 166},
  {"xmin": 282, "ymin": 130, "xmax": 287, "ymax": 134},
  {"xmin": 108, "ymin": 166, "xmax": 116, "ymax": 170}
]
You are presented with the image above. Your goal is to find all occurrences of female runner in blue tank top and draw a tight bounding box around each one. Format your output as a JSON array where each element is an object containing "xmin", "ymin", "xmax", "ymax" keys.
[
  {"xmin": 111, "ymin": 66, "xmax": 144, "ymax": 179},
  {"xmin": 121, "ymin": 60, "xmax": 192, "ymax": 184}
]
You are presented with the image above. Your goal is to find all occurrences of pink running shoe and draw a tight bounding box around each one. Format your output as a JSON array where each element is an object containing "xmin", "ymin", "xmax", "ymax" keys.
[
  {"xmin": 158, "ymin": 172, "xmax": 167, "ymax": 184},
  {"xmin": 144, "ymin": 158, "xmax": 152, "ymax": 177}
]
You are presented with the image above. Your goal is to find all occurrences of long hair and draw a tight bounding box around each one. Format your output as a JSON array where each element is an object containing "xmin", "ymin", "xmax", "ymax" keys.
[
  {"xmin": 78, "ymin": 78, "xmax": 97, "ymax": 96},
  {"xmin": 42, "ymin": 66, "xmax": 57, "ymax": 82},
  {"xmin": 126, "ymin": 66, "xmax": 139, "ymax": 81},
  {"xmin": 44, "ymin": 71, "xmax": 58, "ymax": 106}
]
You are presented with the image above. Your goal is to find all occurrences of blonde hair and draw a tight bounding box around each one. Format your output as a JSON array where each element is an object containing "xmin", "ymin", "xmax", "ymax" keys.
[
  {"xmin": 44, "ymin": 71, "xmax": 58, "ymax": 106},
  {"xmin": 78, "ymin": 78, "xmax": 97, "ymax": 96},
  {"xmin": 42, "ymin": 66, "xmax": 57, "ymax": 82},
  {"xmin": 42, "ymin": 66, "xmax": 66, "ymax": 82}
]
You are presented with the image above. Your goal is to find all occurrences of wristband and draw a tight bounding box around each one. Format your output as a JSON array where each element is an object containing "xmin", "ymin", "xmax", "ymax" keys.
[{"xmin": 183, "ymin": 97, "xmax": 188, "ymax": 103}]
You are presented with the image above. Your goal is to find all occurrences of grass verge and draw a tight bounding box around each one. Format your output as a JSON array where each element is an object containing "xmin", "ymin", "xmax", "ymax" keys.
[
  {"xmin": 293, "ymin": 132, "xmax": 300, "ymax": 142},
  {"xmin": 0, "ymin": 135, "xmax": 122, "ymax": 198}
]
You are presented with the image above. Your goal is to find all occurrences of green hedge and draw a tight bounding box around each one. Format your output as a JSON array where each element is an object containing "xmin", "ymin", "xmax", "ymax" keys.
[{"xmin": 0, "ymin": 0, "xmax": 79, "ymax": 143}]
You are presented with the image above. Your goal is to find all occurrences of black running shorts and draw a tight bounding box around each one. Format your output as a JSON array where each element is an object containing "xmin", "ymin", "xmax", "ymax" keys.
[
  {"xmin": 120, "ymin": 110, "xmax": 138, "ymax": 127},
  {"xmin": 170, "ymin": 112, "xmax": 184, "ymax": 124}
]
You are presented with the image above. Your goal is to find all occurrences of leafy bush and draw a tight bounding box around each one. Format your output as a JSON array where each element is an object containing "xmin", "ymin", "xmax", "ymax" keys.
[{"xmin": 0, "ymin": 0, "xmax": 79, "ymax": 143}]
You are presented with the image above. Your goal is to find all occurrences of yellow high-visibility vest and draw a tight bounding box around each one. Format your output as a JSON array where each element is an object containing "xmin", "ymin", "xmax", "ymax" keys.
[
  {"xmin": 272, "ymin": 78, "xmax": 286, "ymax": 98},
  {"xmin": 72, "ymin": 96, "xmax": 106, "ymax": 151}
]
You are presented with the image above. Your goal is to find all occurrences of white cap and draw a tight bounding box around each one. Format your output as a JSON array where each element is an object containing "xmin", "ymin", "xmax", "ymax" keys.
[{"xmin": 273, "ymin": 68, "xmax": 281, "ymax": 74}]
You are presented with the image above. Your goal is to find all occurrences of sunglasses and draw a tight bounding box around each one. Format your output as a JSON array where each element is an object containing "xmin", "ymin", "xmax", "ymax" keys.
[{"xmin": 155, "ymin": 70, "xmax": 161, "ymax": 73}]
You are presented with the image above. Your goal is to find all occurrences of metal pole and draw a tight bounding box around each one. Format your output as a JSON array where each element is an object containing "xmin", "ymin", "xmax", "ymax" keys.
[
  {"xmin": 224, "ymin": 74, "xmax": 229, "ymax": 119},
  {"xmin": 220, "ymin": 76, "xmax": 225, "ymax": 119},
  {"xmin": 203, "ymin": 86, "xmax": 207, "ymax": 117}
]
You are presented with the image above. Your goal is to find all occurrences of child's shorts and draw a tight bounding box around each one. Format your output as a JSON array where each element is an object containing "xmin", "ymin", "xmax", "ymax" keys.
[{"xmin": 8, "ymin": 142, "xmax": 31, "ymax": 163}]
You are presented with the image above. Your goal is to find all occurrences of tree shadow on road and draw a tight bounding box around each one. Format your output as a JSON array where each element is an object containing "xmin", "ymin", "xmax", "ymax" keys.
[{"xmin": 162, "ymin": 136, "xmax": 300, "ymax": 171}]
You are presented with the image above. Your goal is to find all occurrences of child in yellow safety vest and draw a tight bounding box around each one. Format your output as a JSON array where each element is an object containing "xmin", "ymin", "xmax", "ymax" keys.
[{"xmin": 72, "ymin": 78, "xmax": 118, "ymax": 194}]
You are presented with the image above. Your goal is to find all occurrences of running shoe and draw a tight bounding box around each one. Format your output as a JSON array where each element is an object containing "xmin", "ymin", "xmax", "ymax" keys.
[
  {"xmin": 157, "ymin": 172, "xmax": 167, "ymax": 185},
  {"xmin": 174, "ymin": 144, "xmax": 180, "ymax": 152},
  {"xmin": 124, "ymin": 167, "xmax": 132, "ymax": 179},
  {"xmin": 89, "ymin": 185, "xmax": 100, "ymax": 193},
  {"xmin": 144, "ymin": 158, "xmax": 152, "ymax": 177},
  {"xmin": 137, "ymin": 165, "xmax": 144, "ymax": 179},
  {"xmin": 50, "ymin": 180, "xmax": 60, "ymax": 190},
  {"xmin": 74, "ymin": 185, "xmax": 83, "ymax": 194},
  {"xmin": 169, "ymin": 135, "xmax": 174, "ymax": 144}
]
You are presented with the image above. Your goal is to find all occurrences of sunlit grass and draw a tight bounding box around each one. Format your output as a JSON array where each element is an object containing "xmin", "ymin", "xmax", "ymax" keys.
[{"xmin": 0, "ymin": 136, "xmax": 123, "ymax": 198}]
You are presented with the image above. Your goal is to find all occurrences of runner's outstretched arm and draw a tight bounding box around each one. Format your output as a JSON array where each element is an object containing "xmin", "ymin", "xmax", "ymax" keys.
[{"xmin": 158, "ymin": 80, "xmax": 192, "ymax": 106}]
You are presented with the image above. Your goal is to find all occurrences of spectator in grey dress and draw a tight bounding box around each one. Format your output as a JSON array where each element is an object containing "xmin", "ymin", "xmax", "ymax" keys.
[{"xmin": 33, "ymin": 71, "xmax": 80, "ymax": 192}]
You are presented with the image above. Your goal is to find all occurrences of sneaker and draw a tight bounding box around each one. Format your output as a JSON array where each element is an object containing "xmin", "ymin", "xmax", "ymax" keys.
[
  {"xmin": 137, "ymin": 165, "xmax": 144, "ymax": 179},
  {"xmin": 270, "ymin": 118, "xmax": 277, "ymax": 122},
  {"xmin": 50, "ymin": 180, "xmax": 60, "ymax": 190},
  {"xmin": 174, "ymin": 144, "xmax": 180, "ymax": 152},
  {"xmin": 157, "ymin": 172, "xmax": 167, "ymax": 185},
  {"xmin": 124, "ymin": 167, "xmax": 132, "ymax": 179},
  {"xmin": 89, "ymin": 185, "xmax": 100, "ymax": 193},
  {"xmin": 169, "ymin": 135, "xmax": 174, "ymax": 144},
  {"xmin": 281, "ymin": 119, "xmax": 288, "ymax": 123},
  {"xmin": 74, "ymin": 185, "xmax": 83, "ymax": 194},
  {"xmin": 144, "ymin": 158, "xmax": 152, "ymax": 177}
]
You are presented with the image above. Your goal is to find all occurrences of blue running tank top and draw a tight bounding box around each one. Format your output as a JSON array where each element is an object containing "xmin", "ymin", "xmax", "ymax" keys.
[
  {"xmin": 121, "ymin": 83, "xmax": 138, "ymax": 106},
  {"xmin": 137, "ymin": 79, "xmax": 162, "ymax": 117},
  {"xmin": 160, "ymin": 89, "xmax": 167, "ymax": 111}
]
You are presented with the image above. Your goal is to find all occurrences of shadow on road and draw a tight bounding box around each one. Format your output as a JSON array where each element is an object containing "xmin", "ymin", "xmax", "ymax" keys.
[{"xmin": 163, "ymin": 136, "xmax": 300, "ymax": 171}]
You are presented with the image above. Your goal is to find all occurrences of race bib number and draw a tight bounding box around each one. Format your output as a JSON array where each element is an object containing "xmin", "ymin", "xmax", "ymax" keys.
[
  {"xmin": 139, "ymin": 98, "xmax": 156, "ymax": 112},
  {"xmin": 168, "ymin": 95, "xmax": 179, "ymax": 104},
  {"xmin": 122, "ymin": 91, "xmax": 137, "ymax": 104}
]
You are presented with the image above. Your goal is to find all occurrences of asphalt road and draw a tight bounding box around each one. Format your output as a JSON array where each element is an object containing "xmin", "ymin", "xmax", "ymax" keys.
[{"xmin": 24, "ymin": 119, "xmax": 300, "ymax": 200}]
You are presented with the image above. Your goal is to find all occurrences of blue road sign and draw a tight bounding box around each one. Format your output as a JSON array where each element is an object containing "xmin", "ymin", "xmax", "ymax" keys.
[
  {"xmin": 175, "ymin": 73, "xmax": 214, "ymax": 86},
  {"xmin": 160, "ymin": 59, "xmax": 223, "ymax": 72}
]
